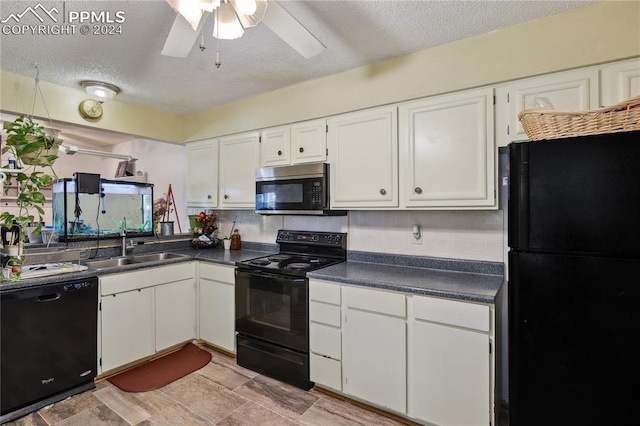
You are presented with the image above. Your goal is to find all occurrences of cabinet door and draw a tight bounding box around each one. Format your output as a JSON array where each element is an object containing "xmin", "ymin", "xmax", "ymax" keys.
[
  {"xmin": 410, "ymin": 321, "xmax": 490, "ymax": 426},
  {"xmin": 155, "ymin": 279, "xmax": 196, "ymax": 351},
  {"xmin": 504, "ymin": 68, "xmax": 599, "ymax": 143},
  {"xmin": 343, "ymin": 308, "xmax": 406, "ymax": 413},
  {"xmin": 600, "ymin": 58, "xmax": 640, "ymax": 106},
  {"xmin": 327, "ymin": 106, "xmax": 398, "ymax": 208},
  {"xmin": 219, "ymin": 132, "xmax": 259, "ymax": 208},
  {"xmin": 399, "ymin": 88, "xmax": 495, "ymax": 208},
  {"xmin": 291, "ymin": 119, "xmax": 327, "ymax": 164},
  {"xmin": 260, "ymin": 125, "xmax": 291, "ymax": 167},
  {"xmin": 199, "ymin": 265, "xmax": 235, "ymax": 353},
  {"xmin": 101, "ymin": 287, "xmax": 154, "ymax": 372},
  {"xmin": 186, "ymin": 139, "xmax": 218, "ymax": 208}
]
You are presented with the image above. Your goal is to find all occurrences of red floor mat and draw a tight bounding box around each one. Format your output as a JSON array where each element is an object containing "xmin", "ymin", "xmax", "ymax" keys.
[{"xmin": 107, "ymin": 343, "xmax": 212, "ymax": 392}]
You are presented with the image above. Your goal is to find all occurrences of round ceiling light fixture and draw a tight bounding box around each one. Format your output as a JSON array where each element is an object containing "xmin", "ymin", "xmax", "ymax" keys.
[{"xmin": 81, "ymin": 80, "xmax": 121, "ymax": 101}]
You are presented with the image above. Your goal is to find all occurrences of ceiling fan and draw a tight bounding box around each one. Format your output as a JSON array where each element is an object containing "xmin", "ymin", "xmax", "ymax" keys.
[{"xmin": 161, "ymin": 0, "xmax": 326, "ymax": 60}]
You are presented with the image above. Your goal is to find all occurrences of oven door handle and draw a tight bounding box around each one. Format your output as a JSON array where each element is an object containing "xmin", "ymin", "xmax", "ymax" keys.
[{"xmin": 236, "ymin": 269, "xmax": 307, "ymax": 284}]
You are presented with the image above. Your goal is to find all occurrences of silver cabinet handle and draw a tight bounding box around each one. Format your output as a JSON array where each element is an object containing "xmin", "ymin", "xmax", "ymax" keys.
[
  {"xmin": 415, "ymin": 187, "xmax": 422, "ymax": 194},
  {"xmin": 299, "ymin": 147, "xmax": 304, "ymax": 153},
  {"xmin": 380, "ymin": 189, "xmax": 386, "ymax": 195}
]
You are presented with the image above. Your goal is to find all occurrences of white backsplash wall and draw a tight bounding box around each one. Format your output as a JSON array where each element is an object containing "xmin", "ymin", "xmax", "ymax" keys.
[{"xmin": 215, "ymin": 209, "xmax": 504, "ymax": 263}]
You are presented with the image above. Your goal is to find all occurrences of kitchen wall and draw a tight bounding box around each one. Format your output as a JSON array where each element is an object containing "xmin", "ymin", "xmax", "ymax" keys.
[
  {"xmin": 181, "ymin": 1, "xmax": 640, "ymax": 141},
  {"xmin": 214, "ymin": 209, "xmax": 504, "ymax": 263},
  {"xmin": 47, "ymin": 139, "xmax": 189, "ymax": 230}
]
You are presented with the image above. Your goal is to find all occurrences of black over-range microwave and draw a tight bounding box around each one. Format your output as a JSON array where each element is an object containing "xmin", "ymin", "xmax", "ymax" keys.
[{"xmin": 255, "ymin": 163, "xmax": 346, "ymax": 216}]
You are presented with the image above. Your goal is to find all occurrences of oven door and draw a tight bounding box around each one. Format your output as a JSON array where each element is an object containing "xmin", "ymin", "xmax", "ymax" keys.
[{"xmin": 235, "ymin": 269, "xmax": 308, "ymax": 352}]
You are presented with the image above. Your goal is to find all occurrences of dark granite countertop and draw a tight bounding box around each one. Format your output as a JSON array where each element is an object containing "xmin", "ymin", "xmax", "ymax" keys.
[
  {"xmin": 308, "ymin": 251, "xmax": 504, "ymax": 304},
  {"xmin": 2, "ymin": 241, "xmax": 503, "ymax": 304},
  {"xmin": 0, "ymin": 240, "xmax": 275, "ymax": 292}
]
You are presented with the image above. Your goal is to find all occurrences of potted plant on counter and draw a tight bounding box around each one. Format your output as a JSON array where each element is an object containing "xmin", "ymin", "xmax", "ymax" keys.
[{"xmin": 1, "ymin": 115, "xmax": 59, "ymax": 278}]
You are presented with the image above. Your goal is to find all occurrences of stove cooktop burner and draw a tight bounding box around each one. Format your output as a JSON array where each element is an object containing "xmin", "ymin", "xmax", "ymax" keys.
[
  {"xmin": 268, "ymin": 255, "xmax": 292, "ymax": 262},
  {"xmin": 250, "ymin": 258, "xmax": 271, "ymax": 265},
  {"xmin": 285, "ymin": 262, "xmax": 313, "ymax": 270}
]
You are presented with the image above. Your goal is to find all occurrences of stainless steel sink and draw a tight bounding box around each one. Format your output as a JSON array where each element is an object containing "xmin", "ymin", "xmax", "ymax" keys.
[
  {"xmin": 85, "ymin": 252, "xmax": 189, "ymax": 269},
  {"xmin": 130, "ymin": 252, "xmax": 189, "ymax": 262},
  {"xmin": 85, "ymin": 257, "xmax": 138, "ymax": 269}
]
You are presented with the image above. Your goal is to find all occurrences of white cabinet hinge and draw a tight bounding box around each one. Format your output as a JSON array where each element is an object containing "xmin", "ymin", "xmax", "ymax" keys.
[
  {"xmin": 326, "ymin": 124, "xmax": 329, "ymax": 133},
  {"xmin": 259, "ymin": 136, "xmax": 262, "ymax": 143},
  {"xmin": 493, "ymin": 95, "xmax": 496, "ymax": 105}
]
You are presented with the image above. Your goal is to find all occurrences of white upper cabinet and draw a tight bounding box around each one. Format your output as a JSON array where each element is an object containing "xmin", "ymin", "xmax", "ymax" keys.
[
  {"xmin": 291, "ymin": 119, "xmax": 327, "ymax": 164},
  {"xmin": 260, "ymin": 125, "xmax": 291, "ymax": 167},
  {"xmin": 399, "ymin": 87, "xmax": 495, "ymax": 209},
  {"xmin": 260, "ymin": 119, "xmax": 327, "ymax": 167},
  {"xmin": 327, "ymin": 106, "xmax": 398, "ymax": 208},
  {"xmin": 496, "ymin": 68, "xmax": 599, "ymax": 146},
  {"xmin": 186, "ymin": 139, "xmax": 218, "ymax": 208},
  {"xmin": 218, "ymin": 131, "xmax": 259, "ymax": 209},
  {"xmin": 600, "ymin": 58, "xmax": 640, "ymax": 106}
]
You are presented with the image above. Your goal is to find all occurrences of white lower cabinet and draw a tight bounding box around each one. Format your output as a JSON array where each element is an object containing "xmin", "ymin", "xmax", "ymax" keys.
[
  {"xmin": 198, "ymin": 262, "xmax": 236, "ymax": 353},
  {"xmin": 409, "ymin": 295, "xmax": 493, "ymax": 426},
  {"xmin": 99, "ymin": 262, "xmax": 195, "ymax": 374},
  {"xmin": 155, "ymin": 279, "xmax": 196, "ymax": 352},
  {"xmin": 309, "ymin": 280, "xmax": 496, "ymax": 425},
  {"xmin": 342, "ymin": 286, "xmax": 407, "ymax": 414},
  {"xmin": 100, "ymin": 287, "xmax": 155, "ymax": 373},
  {"xmin": 309, "ymin": 280, "xmax": 342, "ymax": 391}
]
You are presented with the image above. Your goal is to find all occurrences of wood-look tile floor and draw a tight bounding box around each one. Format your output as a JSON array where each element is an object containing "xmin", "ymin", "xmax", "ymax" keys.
[{"xmin": 6, "ymin": 347, "xmax": 416, "ymax": 426}]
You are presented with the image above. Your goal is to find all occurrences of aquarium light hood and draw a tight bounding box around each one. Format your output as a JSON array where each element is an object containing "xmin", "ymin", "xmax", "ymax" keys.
[{"xmin": 59, "ymin": 144, "xmax": 136, "ymax": 161}]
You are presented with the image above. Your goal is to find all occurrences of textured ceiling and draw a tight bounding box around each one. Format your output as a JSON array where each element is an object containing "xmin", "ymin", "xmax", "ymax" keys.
[{"xmin": 0, "ymin": 0, "xmax": 599, "ymax": 119}]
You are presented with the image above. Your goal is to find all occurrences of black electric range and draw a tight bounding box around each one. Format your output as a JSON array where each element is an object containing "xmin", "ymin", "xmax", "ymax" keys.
[{"xmin": 234, "ymin": 230, "xmax": 346, "ymax": 390}]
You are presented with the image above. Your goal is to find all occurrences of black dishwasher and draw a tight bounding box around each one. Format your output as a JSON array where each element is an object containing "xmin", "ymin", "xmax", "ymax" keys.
[{"xmin": 1, "ymin": 277, "xmax": 98, "ymax": 423}]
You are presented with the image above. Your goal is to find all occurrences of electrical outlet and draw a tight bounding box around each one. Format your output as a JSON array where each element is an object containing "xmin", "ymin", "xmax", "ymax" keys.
[{"xmin": 412, "ymin": 224, "xmax": 423, "ymax": 245}]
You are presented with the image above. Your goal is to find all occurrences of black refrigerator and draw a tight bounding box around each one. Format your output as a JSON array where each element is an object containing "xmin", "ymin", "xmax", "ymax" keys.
[{"xmin": 508, "ymin": 130, "xmax": 640, "ymax": 426}]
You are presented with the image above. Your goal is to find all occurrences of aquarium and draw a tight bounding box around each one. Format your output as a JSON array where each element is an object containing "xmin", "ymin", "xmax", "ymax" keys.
[{"xmin": 52, "ymin": 178, "xmax": 154, "ymax": 241}]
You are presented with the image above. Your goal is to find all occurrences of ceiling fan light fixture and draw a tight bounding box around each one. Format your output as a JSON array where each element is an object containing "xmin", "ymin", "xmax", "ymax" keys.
[
  {"xmin": 198, "ymin": 0, "xmax": 221, "ymax": 13},
  {"xmin": 81, "ymin": 81, "xmax": 121, "ymax": 101},
  {"xmin": 214, "ymin": 3, "xmax": 244, "ymax": 39},
  {"xmin": 231, "ymin": 0, "xmax": 267, "ymax": 28},
  {"xmin": 167, "ymin": 0, "xmax": 206, "ymax": 30}
]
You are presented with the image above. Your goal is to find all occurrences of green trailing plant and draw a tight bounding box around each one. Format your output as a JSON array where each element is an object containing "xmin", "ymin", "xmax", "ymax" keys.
[{"xmin": 2, "ymin": 115, "xmax": 58, "ymax": 243}]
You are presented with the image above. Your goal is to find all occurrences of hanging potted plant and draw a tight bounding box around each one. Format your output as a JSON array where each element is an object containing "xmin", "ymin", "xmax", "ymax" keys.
[
  {"xmin": 1, "ymin": 115, "xmax": 58, "ymax": 278},
  {"xmin": 3, "ymin": 115, "xmax": 61, "ymax": 166}
]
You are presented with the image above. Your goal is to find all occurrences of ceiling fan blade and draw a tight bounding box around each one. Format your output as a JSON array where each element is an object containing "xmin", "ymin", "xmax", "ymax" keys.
[
  {"xmin": 162, "ymin": 12, "xmax": 210, "ymax": 57},
  {"xmin": 262, "ymin": 1, "xmax": 325, "ymax": 59}
]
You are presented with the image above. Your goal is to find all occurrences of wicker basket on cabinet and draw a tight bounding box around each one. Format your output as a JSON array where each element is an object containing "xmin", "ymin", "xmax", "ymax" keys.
[{"xmin": 518, "ymin": 95, "xmax": 640, "ymax": 141}]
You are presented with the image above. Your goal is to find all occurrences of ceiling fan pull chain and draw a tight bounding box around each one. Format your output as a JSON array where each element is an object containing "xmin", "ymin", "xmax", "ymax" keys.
[
  {"xmin": 215, "ymin": 17, "xmax": 222, "ymax": 68},
  {"xmin": 199, "ymin": 32, "xmax": 206, "ymax": 52}
]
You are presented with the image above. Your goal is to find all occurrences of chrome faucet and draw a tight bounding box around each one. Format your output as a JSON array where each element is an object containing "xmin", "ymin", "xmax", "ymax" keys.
[{"xmin": 121, "ymin": 217, "xmax": 127, "ymax": 257}]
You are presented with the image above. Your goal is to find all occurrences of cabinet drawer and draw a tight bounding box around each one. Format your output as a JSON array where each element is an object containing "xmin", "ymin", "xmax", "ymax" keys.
[
  {"xmin": 413, "ymin": 296, "xmax": 490, "ymax": 332},
  {"xmin": 310, "ymin": 280, "xmax": 341, "ymax": 305},
  {"xmin": 310, "ymin": 353, "xmax": 342, "ymax": 391},
  {"xmin": 310, "ymin": 301, "xmax": 341, "ymax": 327},
  {"xmin": 345, "ymin": 286, "xmax": 406, "ymax": 317},
  {"xmin": 101, "ymin": 263, "xmax": 194, "ymax": 295},
  {"xmin": 199, "ymin": 262, "xmax": 235, "ymax": 284},
  {"xmin": 310, "ymin": 323, "xmax": 341, "ymax": 360}
]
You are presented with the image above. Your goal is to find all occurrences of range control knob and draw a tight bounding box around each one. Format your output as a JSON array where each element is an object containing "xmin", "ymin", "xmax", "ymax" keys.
[{"xmin": 311, "ymin": 234, "xmax": 319, "ymax": 242}]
